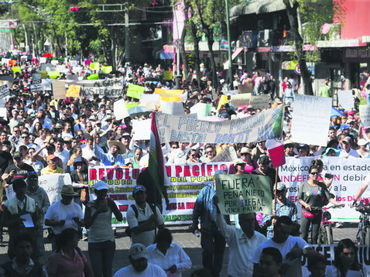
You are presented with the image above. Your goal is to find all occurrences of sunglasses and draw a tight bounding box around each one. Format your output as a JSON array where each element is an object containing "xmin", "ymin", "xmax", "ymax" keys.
[
  {"xmin": 22, "ymin": 136, "xmax": 29, "ymax": 139},
  {"xmin": 205, "ymin": 151, "xmax": 213, "ymax": 154},
  {"xmin": 191, "ymin": 154, "xmax": 198, "ymax": 158},
  {"xmin": 310, "ymin": 172, "xmax": 319, "ymax": 176}
]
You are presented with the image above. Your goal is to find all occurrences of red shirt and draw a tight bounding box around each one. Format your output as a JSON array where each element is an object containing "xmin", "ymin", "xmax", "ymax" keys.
[{"xmin": 47, "ymin": 248, "xmax": 87, "ymax": 277}]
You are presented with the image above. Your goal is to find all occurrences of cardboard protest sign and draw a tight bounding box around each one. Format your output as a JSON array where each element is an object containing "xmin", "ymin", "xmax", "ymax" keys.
[
  {"xmin": 139, "ymin": 94, "xmax": 160, "ymax": 110},
  {"xmin": 291, "ymin": 95, "xmax": 332, "ymax": 146},
  {"xmin": 360, "ymin": 105, "xmax": 370, "ymax": 127},
  {"xmin": 338, "ymin": 90, "xmax": 354, "ymax": 111},
  {"xmin": 88, "ymin": 162, "xmax": 234, "ymax": 226},
  {"xmin": 160, "ymin": 100, "xmax": 184, "ymax": 115},
  {"xmin": 156, "ymin": 105, "xmax": 283, "ymax": 143},
  {"xmin": 0, "ymin": 84, "xmax": 10, "ymax": 98},
  {"xmin": 127, "ymin": 84, "xmax": 145, "ymax": 99},
  {"xmin": 66, "ymin": 85, "xmax": 81, "ymax": 97},
  {"xmin": 114, "ymin": 99, "xmax": 129, "ymax": 120},
  {"xmin": 52, "ymin": 80, "xmax": 66, "ymax": 99},
  {"xmin": 66, "ymin": 78, "xmax": 123, "ymax": 98},
  {"xmin": 249, "ymin": 94, "xmax": 270, "ymax": 109},
  {"xmin": 216, "ymin": 174, "xmax": 272, "ymax": 214},
  {"xmin": 163, "ymin": 70, "xmax": 173, "ymax": 81},
  {"xmin": 39, "ymin": 174, "xmax": 72, "ymax": 204},
  {"xmin": 102, "ymin": 66, "xmax": 113, "ymax": 74},
  {"xmin": 230, "ymin": 93, "xmax": 251, "ymax": 108},
  {"xmin": 212, "ymin": 146, "xmax": 238, "ymax": 162},
  {"xmin": 238, "ymin": 83, "xmax": 253, "ymax": 94},
  {"xmin": 132, "ymin": 119, "xmax": 151, "ymax": 140}
]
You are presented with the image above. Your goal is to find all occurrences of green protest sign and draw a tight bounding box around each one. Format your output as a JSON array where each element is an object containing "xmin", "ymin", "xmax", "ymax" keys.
[
  {"xmin": 87, "ymin": 73, "xmax": 99, "ymax": 80},
  {"xmin": 102, "ymin": 66, "xmax": 113, "ymax": 74},
  {"xmin": 216, "ymin": 174, "xmax": 272, "ymax": 215},
  {"xmin": 11, "ymin": 66, "xmax": 21, "ymax": 75},
  {"xmin": 90, "ymin": 62, "xmax": 100, "ymax": 71},
  {"xmin": 47, "ymin": 71, "xmax": 60, "ymax": 79},
  {"xmin": 125, "ymin": 102, "xmax": 139, "ymax": 110},
  {"xmin": 127, "ymin": 84, "xmax": 145, "ymax": 99}
]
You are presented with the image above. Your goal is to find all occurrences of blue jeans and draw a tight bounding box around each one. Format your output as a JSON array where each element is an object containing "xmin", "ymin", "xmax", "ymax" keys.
[
  {"xmin": 200, "ymin": 231, "xmax": 226, "ymax": 277},
  {"xmin": 88, "ymin": 240, "xmax": 116, "ymax": 277}
]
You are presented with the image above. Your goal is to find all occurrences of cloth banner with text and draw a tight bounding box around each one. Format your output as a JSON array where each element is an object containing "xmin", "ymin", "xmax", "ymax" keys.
[
  {"xmin": 66, "ymin": 78, "xmax": 123, "ymax": 97},
  {"xmin": 155, "ymin": 105, "xmax": 283, "ymax": 143},
  {"xmin": 88, "ymin": 162, "xmax": 234, "ymax": 226}
]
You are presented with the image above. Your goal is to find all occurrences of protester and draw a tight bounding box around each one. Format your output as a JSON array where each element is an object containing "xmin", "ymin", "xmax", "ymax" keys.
[
  {"xmin": 40, "ymin": 154, "xmax": 64, "ymax": 175},
  {"xmin": 1, "ymin": 152, "xmax": 34, "ymax": 184},
  {"xmin": 47, "ymin": 228, "xmax": 94, "ymax": 277},
  {"xmin": 307, "ymin": 252, "xmax": 326, "ymax": 277},
  {"xmin": 253, "ymin": 155, "xmax": 280, "ymax": 194},
  {"xmin": 213, "ymin": 194, "xmax": 266, "ymax": 276},
  {"xmin": 44, "ymin": 185, "xmax": 84, "ymax": 249},
  {"xmin": 252, "ymin": 216, "xmax": 312, "ymax": 277},
  {"xmin": 190, "ymin": 170, "xmax": 227, "ymax": 277},
  {"xmin": 326, "ymin": 239, "xmax": 365, "ymax": 276},
  {"xmin": 146, "ymin": 228, "xmax": 192, "ymax": 277},
  {"xmin": 257, "ymin": 247, "xmax": 283, "ymax": 277},
  {"xmin": 113, "ymin": 243, "xmax": 166, "ymax": 277},
  {"xmin": 126, "ymin": 185, "xmax": 164, "ymax": 247},
  {"xmin": 84, "ymin": 180, "xmax": 123, "ymax": 277},
  {"xmin": 262, "ymin": 183, "xmax": 297, "ymax": 239},
  {"xmin": 0, "ymin": 232, "xmax": 47, "ymax": 277}
]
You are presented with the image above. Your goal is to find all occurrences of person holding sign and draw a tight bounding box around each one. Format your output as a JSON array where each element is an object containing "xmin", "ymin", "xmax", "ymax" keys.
[
  {"xmin": 93, "ymin": 139, "xmax": 127, "ymax": 166},
  {"xmin": 213, "ymin": 195, "xmax": 266, "ymax": 277}
]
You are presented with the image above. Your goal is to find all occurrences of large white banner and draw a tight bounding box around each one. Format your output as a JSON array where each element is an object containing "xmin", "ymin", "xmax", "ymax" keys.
[
  {"xmin": 88, "ymin": 162, "xmax": 234, "ymax": 226},
  {"xmin": 66, "ymin": 78, "xmax": 123, "ymax": 97},
  {"xmin": 291, "ymin": 95, "xmax": 332, "ymax": 146},
  {"xmin": 155, "ymin": 105, "xmax": 283, "ymax": 143},
  {"xmin": 280, "ymin": 157, "xmax": 370, "ymax": 222},
  {"xmin": 338, "ymin": 90, "xmax": 354, "ymax": 111}
]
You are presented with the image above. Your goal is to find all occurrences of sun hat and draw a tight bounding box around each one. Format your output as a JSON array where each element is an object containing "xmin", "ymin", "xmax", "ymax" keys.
[{"xmin": 61, "ymin": 185, "xmax": 78, "ymax": 197}]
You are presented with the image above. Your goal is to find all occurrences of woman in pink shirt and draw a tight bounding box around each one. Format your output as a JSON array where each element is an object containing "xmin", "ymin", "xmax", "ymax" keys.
[{"xmin": 47, "ymin": 228, "xmax": 94, "ymax": 277}]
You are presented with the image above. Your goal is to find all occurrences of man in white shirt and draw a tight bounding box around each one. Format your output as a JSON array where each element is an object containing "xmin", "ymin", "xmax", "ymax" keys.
[
  {"xmin": 252, "ymin": 216, "xmax": 312, "ymax": 276},
  {"xmin": 146, "ymin": 228, "xmax": 191, "ymax": 277},
  {"xmin": 167, "ymin": 142, "xmax": 189, "ymax": 164},
  {"xmin": 214, "ymin": 197, "xmax": 266, "ymax": 277},
  {"xmin": 126, "ymin": 185, "xmax": 164, "ymax": 247},
  {"xmin": 339, "ymin": 136, "xmax": 359, "ymax": 158},
  {"xmin": 113, "ymin": 243, "xmax": 166, "ymax": 277},
  {"xmin": 54, "ymin": 138, "xmax": 69, "ymax": 170}
]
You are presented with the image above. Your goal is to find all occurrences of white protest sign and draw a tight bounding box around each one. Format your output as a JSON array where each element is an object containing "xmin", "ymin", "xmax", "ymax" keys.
[
  {"xmin": 39, "ymin": 174, "xmax": 72, "ymax": 204},
  {"xmin": 132, "ymin": 119, "xmax": 151, "ymax": 140},
  {"xmin": 280, "ymin": 157, "xmax": 370, "ymax": 222},
  {"xmin": 40, "ymin": 57, "xmax": 47, "ymax": 64},
  {"xmin": 160, "ymin": 100, "xmax": 184, "ymax": 115},
  {"xmin": 190, "ymin": 103, "xmax": 212, "ymax": 119},
  {"xmin": 249, "ymin": 94, "xmax": 270, "ymax": 109},
  {"xmin": 51, "ymin": 60, "xmax": 58, "ymax": 66},
  {"xmin": 360, "ymin": 105, "xmax": 370, "ymax": 127},
  {"xmin": 156, "ymin": 105, "xmax": 283, "ymax": 143},
  {"xmin": 0, "ymin": 98, "xmax": 6, "ymax": 119},
  {"xmin": 139, "ymin": 94, "xmax": 160, "ymax": 110},
  {"xmin": 291, "ymin": 95, "xmax": 331, "ymax": 146},
  {"xmin": 114, "ymin": 99, "xmax": 129, "ymax": 120},
  {"xmin": 0, "ymin": 84, "xmax": 10, "ymax": 98},
  {"xmin": 338, "ymin": 90, "xmax": 354, "ymax": 111}
]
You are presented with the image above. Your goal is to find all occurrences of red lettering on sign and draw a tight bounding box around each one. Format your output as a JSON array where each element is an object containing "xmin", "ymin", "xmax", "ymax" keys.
[
  {"xmin": 165, "ymin": 166, "xmax": 171, "ymax": 177},
  {"xmin": 115, "ymin": 168, "xmax": 123, "ymax": 180},
  {"xmin": 119, "ymin": 204, "xmax": 129, "ymax": 212},
  {"xmin": 184, "ymin": 165, "xmax": 190, "ymax": 177},
  {"xmin": 132, "ymin": 168, "xmax": 139, "ymax": 179},
  {"xmin": 99, "ymin": 168, "xmax": 105, "ymax": 180},
  {"xmin": 178, "ymin": 202, "xmax": 185, "ymax": 209},
  {"xmin": 201, "ymin": 163, "xmax": 205, "ymax": 176},
  {"xmin": 186, "ymin": 202, "xmax": 194, "ymax": 209},
  {"xmin": 207, "ymin": 164, "xmax": 213, "ymax": 176},
  {"xmin": 175, "ymin": 166, "xmax": 182, "ymax": 177},
  {"xmin": 213, "ymin": 164, "xmax": 219, "ymax": 173},
  {"xmin": 192, "ymin": 165, "xmax": 199, "ymax": 176},
  {"xmin": 125, "ymin": 168, "xmax": 131, "ymax": 179},
  {"xmin": 228, "ymin": 164, "xmax": 236, "ymax": 174},
  {"xmin": 168, "ymin": 203, "xmax": 177, "ymax": 210},
  {"xmin": 110, "ymin": 194, "xmax": 127, "ymax": 200},
  {"xmin": 107, "ymin": 168, "xmax": 114, "ymax": 180},
  {"xmin": 90, "ymin": 168, "xmax": 97, "ymax": 180}
]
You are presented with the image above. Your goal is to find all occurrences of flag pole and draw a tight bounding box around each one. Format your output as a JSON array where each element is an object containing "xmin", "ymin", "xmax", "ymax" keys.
[{"xmin": 273, "ymin": 166, "xmax": 279, "ymax": 216}]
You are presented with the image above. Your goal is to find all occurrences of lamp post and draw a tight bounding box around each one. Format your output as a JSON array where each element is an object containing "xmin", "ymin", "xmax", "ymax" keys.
[{"xmin": 225, "ymin": 0, "xmax": 232, "ymax": 86}]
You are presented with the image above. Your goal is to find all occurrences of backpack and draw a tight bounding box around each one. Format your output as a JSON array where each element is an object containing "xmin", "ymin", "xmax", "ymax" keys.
[{"xmin": 125, "ymin": 203, "xmax": 157, "ymax": 237}]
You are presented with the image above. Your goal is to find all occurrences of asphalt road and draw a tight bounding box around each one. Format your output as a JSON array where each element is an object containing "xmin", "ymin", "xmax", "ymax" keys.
[{"xmin": 0, "ymin": 224, "xmax": 359, "ymax": 277}]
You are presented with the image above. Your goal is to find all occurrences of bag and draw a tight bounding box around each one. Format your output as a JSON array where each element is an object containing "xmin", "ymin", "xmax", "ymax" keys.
[
  {"xmin": 125, "ymin": 203, "xmax": 157, "ymax": 237},
  {"xmin": 302, "ymin": 209, "xmax": 315, "ymax": 220}
]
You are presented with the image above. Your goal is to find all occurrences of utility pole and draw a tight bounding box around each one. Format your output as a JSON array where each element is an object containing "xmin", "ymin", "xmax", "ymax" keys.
[
  {"xmin": 124, "ymin": 2, "xmax": 130, "ymax": 65},
  {"xmin": 225, "ymin": 0, "xmax": 232, "ymax": 86}
]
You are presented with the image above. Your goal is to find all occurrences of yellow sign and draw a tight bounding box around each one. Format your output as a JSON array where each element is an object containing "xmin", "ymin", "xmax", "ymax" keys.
[
  {"xmin": 217, "ymin": 95, "xmax": 228, "ymax": 111},
  {"xmin": 66, "ymin": 85, "xmax": 81, "ymax": 97},
  {"xmin": 163, "ymin": 71, "xmax": 173, "ymax": 81}
]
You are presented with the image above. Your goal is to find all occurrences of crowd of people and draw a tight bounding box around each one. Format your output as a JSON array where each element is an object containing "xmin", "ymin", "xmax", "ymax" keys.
[{"xmin": 0, "ymin": 55, "xmax": 368, "ymax": 276}]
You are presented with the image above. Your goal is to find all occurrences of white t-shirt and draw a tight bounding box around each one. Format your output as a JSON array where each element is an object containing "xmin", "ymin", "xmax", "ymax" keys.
[
  {"xmin": 44, "ymin": 200, "xmax": 83, "ymax": 235},
  {"xmin": 252, "ymin": 235, "xmax": 308, "ymax": 264},
  {"xmin": 113, "ymin": 263, "xmax": 166, "ymax": 277},
  {"xmin": 55, "ymin": 149, "xmax": 69, "ymax": 170},
  {"xmin": 126, "ymin": 203, "xmax": 164, "ymax": 247},
  {"xmin": 339, "ymin": 148, "xmax": 360, "ymax": 158}
]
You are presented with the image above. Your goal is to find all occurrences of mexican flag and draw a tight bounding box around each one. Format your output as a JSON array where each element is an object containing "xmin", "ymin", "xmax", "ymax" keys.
[{"xmin": 147, "ymin": 112, "xmax": 169, "ymax": 197}]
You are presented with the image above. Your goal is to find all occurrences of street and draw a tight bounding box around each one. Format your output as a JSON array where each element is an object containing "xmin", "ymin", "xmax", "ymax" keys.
[{"xmin": 0, "ymin": 224, "xmax": 359, "ymax": 276}]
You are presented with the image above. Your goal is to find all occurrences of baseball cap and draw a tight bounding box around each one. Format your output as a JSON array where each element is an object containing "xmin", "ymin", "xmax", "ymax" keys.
[
  {"xmin": 47, "ymin": 154, "xmax": 57, "ymax": 161},
  {"xmin": 133, "ymin": 185, "xmax": 146, "ymax": 195},
  {"xmin": 129, "ymin": 243, "xmax": 148, "ymax": 260},
  {"xmin": 94, "ymin": 180, "xmax": 109, "ymax": 191}
]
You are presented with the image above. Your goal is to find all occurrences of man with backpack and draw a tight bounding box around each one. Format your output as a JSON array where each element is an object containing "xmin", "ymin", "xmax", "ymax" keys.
[{"xmin": 126, "ymin": 185, "xmax": 164, "ymax": 246}]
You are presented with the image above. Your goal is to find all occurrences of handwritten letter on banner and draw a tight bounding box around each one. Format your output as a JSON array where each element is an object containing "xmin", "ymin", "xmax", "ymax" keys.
[
  {"xmin": 155, "ymin": 105, "xmax": 283, "ymax": 144},
  {"xmin": 216, "ymin": 174, "xmax": 272, "ymax": 215},
  {"xmin": 291, "ymin": 95, "xmax": 331, "ymax": 146}
]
